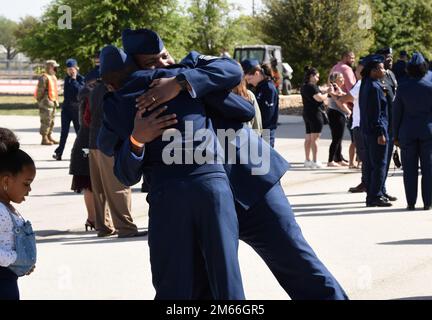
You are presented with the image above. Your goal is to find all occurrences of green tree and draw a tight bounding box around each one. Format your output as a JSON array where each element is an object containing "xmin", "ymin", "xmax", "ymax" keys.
[
  {"xmin": 371, "ymin": 0, "xmax": 432, "ymax": 58},
  {"xmin": 14, "ymin": 16, "xmax": 42, "ymax": 59},
  {"xmin": 15, "ymin": 0, "xmax": 191, "ymax": 75},
  {"xmin": 261, "ymin": 0, "xmax": 374, "ymax": 87},
  {"xmin": 0, "ymin": 16, "xmax": 19, "ymax": 61},
  {"xmin": 188, "ymin": 0, "xmax": 231, "ymax": 55},
  {"xmin": 188, "ymin": 0, "xmax": 264, "ymax": 56},
  {"xmin": 222, "ymin": 15, "xmax": 265, "ymax": 52}
]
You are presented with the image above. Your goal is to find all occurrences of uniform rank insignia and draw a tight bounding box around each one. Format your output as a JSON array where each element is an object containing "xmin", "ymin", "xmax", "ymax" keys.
[{"xmin": 198, "ymin": 55, "xmax": 218, "ymax": 61}]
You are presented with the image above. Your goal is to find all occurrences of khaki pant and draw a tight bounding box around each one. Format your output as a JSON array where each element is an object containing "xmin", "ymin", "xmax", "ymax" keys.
[
  {"xmin": 38, "ymin": 99, "xmax": 56, "ymax": 136},
  {"xmin": 89, "ymin": 149, "xmax": 137, "ymax": 236}
]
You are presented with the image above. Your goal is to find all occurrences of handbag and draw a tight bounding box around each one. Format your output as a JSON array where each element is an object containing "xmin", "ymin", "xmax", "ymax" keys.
[
  {"xmin": 6, "ymin": 208, "xmax": 37, "ymax": 277},
  {"xmin": 393, "ymin": 147, "xmax": 402, "ymax": 169},
  {"xmin": 319, "ymin": 106, "xmax": 329, "ymax": 125}
]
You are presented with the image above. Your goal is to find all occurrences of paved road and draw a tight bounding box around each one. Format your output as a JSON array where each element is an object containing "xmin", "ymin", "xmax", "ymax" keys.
[{"xmin": 2, "ymin": 115, "xmax": 432, "ymax": 300}]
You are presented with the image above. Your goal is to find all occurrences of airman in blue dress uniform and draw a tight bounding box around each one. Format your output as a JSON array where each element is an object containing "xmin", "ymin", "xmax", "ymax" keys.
[
  {"xmin": 53, "ymin": 58, "xmax": 85, "ymax": 160},
  {"xmin": 393, "ymin": 52, "xmax": 432, "ymax": 210},
  {"xmin": 359, "ymin": 54, "xmax": 392, "ymax": 207},
  {"xmin": 99, "ymin": 45, "xmax": 248, "ymax": 300},
  {"xmin": 98, "ymin": 29, "xmax": 348, "ymax": 300},
  {"xmin": 375, "ymin": 47, "xmax": 398, "ymax": 202},
  {"xmin": 392, "ymin": 50, "xmax": 409, "ymax": 84}
]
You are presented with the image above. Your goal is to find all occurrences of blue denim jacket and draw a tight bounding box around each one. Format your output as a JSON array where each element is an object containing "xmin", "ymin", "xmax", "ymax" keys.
[{"xmin": 7, "ymin": 209, "xmax": 37, "ymax": 277}]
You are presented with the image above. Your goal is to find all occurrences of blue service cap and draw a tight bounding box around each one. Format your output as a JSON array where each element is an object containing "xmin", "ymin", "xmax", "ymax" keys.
[
  {"xmin": 409, "ymin": 52, "xmax": 426, "ymax": 66},
  {"xmin": 99, "ymin": 45, "xmax": 129, "ymax": 77},
  {"xmin": 362, "ymin": 54, "xmax": 385, "ymax": 67},
  {"xmin": 66, "ymin": 58, "xmax": 78, "ymax": 68},
  {"xmin": 241, "ymin": 59, "xmax": 260, "ymax": 74},
  {"xmin": 376, "ymin": 47, "xmax": 393, "ymax": 56},
  {"xmin": 122, "ymin": 28, "xmax": 164, "ymax": 55}
]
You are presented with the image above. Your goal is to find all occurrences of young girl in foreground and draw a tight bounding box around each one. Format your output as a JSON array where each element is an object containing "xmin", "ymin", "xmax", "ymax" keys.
[{"xmin": 0, "ymin": 128, "xmax": 37, "ymax": 300}]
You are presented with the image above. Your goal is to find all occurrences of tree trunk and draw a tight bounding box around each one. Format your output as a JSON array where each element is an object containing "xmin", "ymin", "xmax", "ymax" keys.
[{"xmin": 6, "ymin": 47, "xmax": 18, "ymax": 70}]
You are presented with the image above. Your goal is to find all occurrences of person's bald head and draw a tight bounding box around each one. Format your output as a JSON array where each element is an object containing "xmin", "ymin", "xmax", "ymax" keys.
[{"xmin": 341, "ymin": 51, "xmax": 355, "ymax": 67}]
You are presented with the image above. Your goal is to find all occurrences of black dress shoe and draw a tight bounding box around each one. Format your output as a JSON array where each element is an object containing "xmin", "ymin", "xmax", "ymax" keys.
[
  {"xmin": 407, "ymin": 205, "xmax": 415, "ymax": 211},
  {"xmin": 383, "ymin": 193, "xmax": 397, "ymax": 201},
  {"xmin": 367, "ymin": 197, "xmax": 392, "ymax": 207},
  {"xmin": 424, "ymin": 206, "xmax": 431, "ymax": 211},
  {"xmin": 348, "ymin": 183, "xmax": 367, "ymax": 193},
  {"xmin": 52, "ymin": 153, "xmax": 62, "ymax": 161},
  {"xmin": 118, "ymin": 230, "xmax": 148, "ymax": 238}
]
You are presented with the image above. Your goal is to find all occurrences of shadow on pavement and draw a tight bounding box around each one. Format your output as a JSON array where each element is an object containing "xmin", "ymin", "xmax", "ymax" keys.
[
  {"xmin": 293, "ymin": 206, "xmax": 366, "ymax": 213},
  {"xmin": 288, "ymin": 167, "xmax": 357, "ymax": 173},
  {"xmin": 35, "ymin": 229, "xmax": 148, "ymax": 245},
  {"xmin": 393, "ymin": 296, "xmax": 432, "ymax": 300},
  {"xmin": 35, "ymin": 166, "xmax": 71, "ymax": 170},
  {"xmin": 34, "ymin": 159, "xmax": 70, "ymax": 162},
  {"xmin": 295, "ymin": 207, "xmax": 407, "ymax": 218},
  {"xmin": 30, "ymin": 191, "xmax": 79, "ymax": 197},
  {"xmin": 311, "ymin": 171, "xmax": 359, "ymax": 175},
  {"xmin": 286, "ymin": 191, "xmax": 348, "ymax": 197},
  {"xmin": 377, "ymin": 238, "xmax": 432, "ymax": 246},
  {"xmin": 13, "ymin": 127, "xmax": 42, "ymax": 133},
  {"xmin": 291, "ymin": 201, "xmax": 364, "ymax": 207}
]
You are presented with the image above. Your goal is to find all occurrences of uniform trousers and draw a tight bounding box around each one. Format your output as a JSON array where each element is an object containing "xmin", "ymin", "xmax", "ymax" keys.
[
  {"xmin": 364, "ymin": 134, "xmax": 389, "ymax": 204},
  {"xmin": 54, "ymin": 105, "xmax": 80, "ymax": 156},
  {"xmin": 147, "ymin": 172, "xmax": 244, "ymax": 300},
  {"xmin": 38, "ymin": 100, "xmax": 56, "ymax": 136},
  {"xmin": 382, "ymin": 133, "xmax": 394, "ymax": 195},
  {"xmin": 237, "ymin": 182, "xmax": 348, "ymax": 299},
  {"xmin": 193, "ymin": 182, "xmax": 348, "ymax": 300},
  {"xmin": 400, "ymin": 138, "xmax": 432, "ymax": 207},
  {"xmin": 263, "ymin": 129, "xmax": 276, "ymax": 148},
  {"xmin": 89, "ymin": 149, "xmax": 137, "ymax": 236}
]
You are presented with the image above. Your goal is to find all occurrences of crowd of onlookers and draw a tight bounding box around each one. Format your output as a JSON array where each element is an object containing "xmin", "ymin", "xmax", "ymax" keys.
[
  {"xmin": 301, "ymin": 51, "xmax": 361, "ymax": 170},
  {"xmin": 34, "ymin": 54, "xmax": 142, "ymax": 238},
  {"xmin": 300, "ymin": 48, "xmax": 432, "ymax": 210}
]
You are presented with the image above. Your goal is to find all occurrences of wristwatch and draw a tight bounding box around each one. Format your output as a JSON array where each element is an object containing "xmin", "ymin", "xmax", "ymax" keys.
[{"xmin": 175, "ymin": 74, "xmax": 189, "ymax": 91}]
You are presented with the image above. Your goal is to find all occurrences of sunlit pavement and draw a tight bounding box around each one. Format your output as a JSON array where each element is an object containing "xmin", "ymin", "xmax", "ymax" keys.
[{"xmin": 3, "ymin": 114, "xmax": 432, "ymax": 300}]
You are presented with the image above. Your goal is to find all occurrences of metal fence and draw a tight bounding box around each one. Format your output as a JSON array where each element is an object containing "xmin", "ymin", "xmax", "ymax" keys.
[{"xmin": 0, "ymin": 59, "xmax": 42, "ymax": 80}]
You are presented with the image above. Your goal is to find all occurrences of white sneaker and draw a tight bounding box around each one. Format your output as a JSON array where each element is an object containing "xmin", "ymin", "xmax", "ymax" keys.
[
  {"xmin": 312, "ymin": 161, "xmax": 323, "ymax": 169},
  {"xmin": 304, "ymin": 160, "xmax": 313, "ymax": 168}
]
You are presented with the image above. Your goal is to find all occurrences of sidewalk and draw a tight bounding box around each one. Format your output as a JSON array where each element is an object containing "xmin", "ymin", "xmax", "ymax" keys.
[{"xmin": 2, "ymin": 115, "xmax": 432, "ymax": 300}]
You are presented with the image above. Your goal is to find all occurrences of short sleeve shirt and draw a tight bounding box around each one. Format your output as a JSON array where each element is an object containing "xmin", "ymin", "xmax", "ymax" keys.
[
  {"xmin": 350, "ymin": 80, "xmax": 361, "ymax": 128},
  {"xmin": 301, "ymin": 84, "xmax": 323, "ymax": 115}
]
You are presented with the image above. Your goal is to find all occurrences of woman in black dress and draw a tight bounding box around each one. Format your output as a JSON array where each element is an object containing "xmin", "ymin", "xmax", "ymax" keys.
[{"xmin": 70, "ymin": 85, "xmax": 95, "ymax": 231}]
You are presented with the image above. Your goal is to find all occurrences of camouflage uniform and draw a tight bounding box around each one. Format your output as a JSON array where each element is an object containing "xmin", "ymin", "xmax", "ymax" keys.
[{"xmin": 35, "ymin": 74, "xmax": 58, "ymax": 137}]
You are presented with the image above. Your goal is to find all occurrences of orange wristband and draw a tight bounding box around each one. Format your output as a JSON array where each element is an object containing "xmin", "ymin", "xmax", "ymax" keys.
[{"xmin": 130, "ymin": 135, "xmax": 145, "ymax": 148}]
